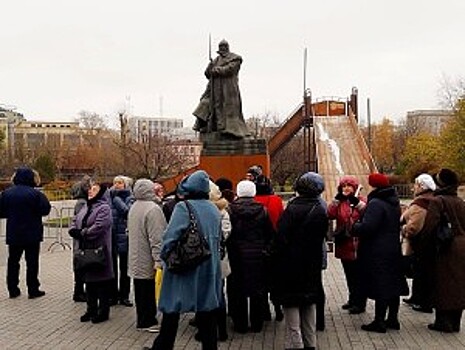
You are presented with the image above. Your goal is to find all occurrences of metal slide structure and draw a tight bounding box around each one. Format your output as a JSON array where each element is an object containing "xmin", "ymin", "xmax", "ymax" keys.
[
  {"xmin": 268, "ymin": 100, "xmax": 377, "ymax": 203},
  {"xmin": 314, "ymin": 115, "xmax": 376, "ymax": 202}
]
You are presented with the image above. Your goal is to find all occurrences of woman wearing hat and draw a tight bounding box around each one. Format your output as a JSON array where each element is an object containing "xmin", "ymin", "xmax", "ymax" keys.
[
  {"xmin": 227, "ymin": 179, "xmax": 274, "ymax": 334},
  {"xmin": 147, "ymin": 170, "xmax": 223, "ymax": 350},
  {"xmin": 422, "ymin": 168, "xmax": 465, "ymax": 333},
  {"xmin": 400, "ymin": 173, "xmax": 436, "ymax": 313},
  {"xmin": 327, "ymin": 175, "xmax": 367, "ymax": 315},
  {"xmin": 273, "ymin": 172, "xmax": 328, "ymax": 350},
  {"xmin": 352, "ymin": 173, "xmax": 408, "ymax": 333}
]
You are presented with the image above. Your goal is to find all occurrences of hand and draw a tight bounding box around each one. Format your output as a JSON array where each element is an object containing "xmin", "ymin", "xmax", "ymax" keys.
[
  {"xmin": 335, "ymin": 192, "xmax": 346, "ymax": 201},
  {"xmin": 68, "ymin": 228, "xmax": 82, "ymax": 239},
  {"xmin": 348, "ymin": 196, "xmax": 360, "ymax": 206}
]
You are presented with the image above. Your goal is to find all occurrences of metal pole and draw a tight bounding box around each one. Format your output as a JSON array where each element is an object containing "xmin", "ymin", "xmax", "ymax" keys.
[{"xmin": 367, "ymin": 98, "xmax": 372, "ymax": 152}]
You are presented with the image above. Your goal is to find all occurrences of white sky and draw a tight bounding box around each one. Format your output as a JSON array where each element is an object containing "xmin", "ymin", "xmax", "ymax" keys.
[{"xmin": 1, "ymin": 0, "xmax": 464, "ymax": 126}]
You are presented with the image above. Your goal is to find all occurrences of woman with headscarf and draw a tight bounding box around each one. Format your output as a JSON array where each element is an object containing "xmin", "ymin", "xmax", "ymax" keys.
[
  {"xmin": 69, "ymin": 183, "xmax": 113, "ymax": 324},
  {"xmin": 422, "ymin": 168, "xmax": 465, "ymax": 333},
  {"xmin": 400, "ymin": 173, "xmax": 436, "ymax": 313},
  {"xmin": 227, "ymin": 180, "xmax": 274, "ymax": 334},
  {"xmin": 352, "ymin": 173, "xmax": 408, "ymax": 333},
  {"xmin": 327, "ymin": 175, "xmax": 367, "ymax": 314},
  {"xmin": 274, "ymin": 172, "xmax": 328, "ymax": 350},
  {"xmin": 146, "ymin": 170, "xmax": 222, "ymax": 350}
]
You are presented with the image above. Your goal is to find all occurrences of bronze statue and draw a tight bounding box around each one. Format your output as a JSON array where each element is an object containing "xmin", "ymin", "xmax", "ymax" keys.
[{"xmin": 193, "ymin": 39, "xmax": 249, "ymax": 139}]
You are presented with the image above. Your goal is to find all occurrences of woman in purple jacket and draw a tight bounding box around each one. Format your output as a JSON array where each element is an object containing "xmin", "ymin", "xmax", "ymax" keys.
[{"xmin": 69, "ymin": 183, "xmax": 114, "ymax": 324}]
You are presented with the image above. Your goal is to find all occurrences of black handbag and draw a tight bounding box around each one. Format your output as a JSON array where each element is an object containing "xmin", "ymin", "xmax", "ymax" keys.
[
  {"xmin": 73, "ymin": 245, "xmax": 106, "ymax": 272},
  {"xmin": 436, "ymin": 213, "xmax": 453, "ymax": 251},
  {"xmin": 435, "ymin": 197, "xmax": 453, "ymax": 252},
  {"xmin": 164, "ymin": 201, "xmax": 211, "ymax": 274}
]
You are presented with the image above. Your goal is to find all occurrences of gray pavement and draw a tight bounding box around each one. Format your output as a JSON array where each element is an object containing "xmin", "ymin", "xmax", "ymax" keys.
[{"xmin": 1, "ymin": 244, "xmax": 465, "ymax": 349}]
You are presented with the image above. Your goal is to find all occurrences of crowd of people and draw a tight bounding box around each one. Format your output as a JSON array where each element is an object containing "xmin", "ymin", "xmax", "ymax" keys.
[{"xmin": 1, "ymin": 164, "xmax": 465, "ymax": 350}]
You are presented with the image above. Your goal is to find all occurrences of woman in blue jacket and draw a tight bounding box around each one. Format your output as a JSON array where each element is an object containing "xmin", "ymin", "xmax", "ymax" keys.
[{"xmin": 146, "ymin": 170, "xmax": 222, "ymax": 350}]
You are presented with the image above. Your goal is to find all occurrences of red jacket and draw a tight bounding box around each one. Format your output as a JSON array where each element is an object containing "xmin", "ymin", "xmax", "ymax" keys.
[
  {"xmin": 255, "ymin": 194, "xmax": 284, "ymax": 230},
  {"xmin": 327, "ymin": 197, "xmax": 366, "ymax": 260}
]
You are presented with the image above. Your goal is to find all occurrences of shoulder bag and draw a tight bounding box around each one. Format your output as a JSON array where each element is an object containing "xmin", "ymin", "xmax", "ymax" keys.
[{"xmin": 165, "ymin": 201, "xmax": 211, "ymax": 273}]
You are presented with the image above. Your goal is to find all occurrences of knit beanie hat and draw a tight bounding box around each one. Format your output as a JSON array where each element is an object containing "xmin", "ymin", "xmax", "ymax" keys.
[
  {"xmin": 294, "ymin": 172, "xmax": 325, "ymax": 197},
  {"xmin": 368, "ymin": 173, "xmax": 390, "ymax": 188},
  {"xmin": 415, "ymin": 174, "xmax": 436, "ymax": 191},
  {"xmin": 236, "ymin": 180, "xmax": 256, "ymax": 198},
  {"xmin": 434, "ymin": 168, "xmax": 459, "ymax": 188}
]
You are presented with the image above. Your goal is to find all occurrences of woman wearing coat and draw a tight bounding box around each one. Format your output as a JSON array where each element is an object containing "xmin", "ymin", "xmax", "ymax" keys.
[
  {"xmin": 352, "ymin": 173, "xmax": 408, "ymax": 333},
  {"xmin": 423, "ymin": 168, "xmax": 465, "ymax": 333},
  {"xmin": 109, "ymin": 175, "xmax": 135, "ymax": 306},
  {"xmin": 327, "ymin": 175, "xmax": 367, "ymax": 314},
  {"xmin": 400, "ymin": 173, "xmax": 436, "ymax": 313},
  {"xmin": 146, "ymin": 170, "xmax": 222, "ymax": 350},
  {"xmin": 69, "ymin": 183, "xmax": 114, "ymax": 324},
  {"xmin": 128, "ymin": 179, "xmax": 167, "ymax": 332},
  {"xmin": 274, "ymin": 172, "xmax": 328, "ymax": 350},
  {"xmin": 227, "ymin": 180, "xmax": 274, "ymax": 334}
]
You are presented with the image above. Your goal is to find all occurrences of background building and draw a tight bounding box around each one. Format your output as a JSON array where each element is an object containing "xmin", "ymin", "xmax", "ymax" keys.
[{"xmin": 406, "ymin": 109, "xmax": 453, "ymax": 135}]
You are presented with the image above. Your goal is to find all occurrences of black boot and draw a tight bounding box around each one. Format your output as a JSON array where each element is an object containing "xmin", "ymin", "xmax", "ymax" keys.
[
  {"xmin": 216, "ymin": 308, "xmax": 228, "ymax": 341},
  {"xmin": 361, "ymin": 320, "xmax": 387, "ymax": 333}
]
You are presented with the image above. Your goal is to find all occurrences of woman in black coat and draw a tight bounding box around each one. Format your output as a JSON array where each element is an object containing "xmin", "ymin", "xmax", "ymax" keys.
[
  {"xmin": 227, "ymin": 180, "xmax": 274, "ymax": 334},
  {"xmin": 274, "ymin": 172, "xmax": 328, "ymax": 350},
  {"xmin": 352, "ymin": 173, "xmax": 408, "ymax": 333}
]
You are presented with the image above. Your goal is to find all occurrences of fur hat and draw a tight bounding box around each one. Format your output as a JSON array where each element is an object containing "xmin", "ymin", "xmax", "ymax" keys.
[
  {"xmin": 415, "ymin": 174, "xmax": 436, "ymax": 191},
  {"xmin": 368, "ymin": 173, "xmax": 390, "ymax": 188},
  {"xmin": 236, "ymin": 180, "xmax": 256, "ymax": 198},
  {"xmin": 294, "ymin": 172, "xmax": 325, "ymax": 197},
  {"xmin": 255, "ymin": 175, "xmax": 273, "ymax": 195},
  {"xmin": 215, "ymin": 177, "xmax": 233, "ymax": 191},
  {"xmin": 434, "ymin": 168, "xmax": 459, "ymax": 188}
]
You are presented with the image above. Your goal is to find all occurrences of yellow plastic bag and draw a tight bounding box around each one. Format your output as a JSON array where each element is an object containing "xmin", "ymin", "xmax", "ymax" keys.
[{"xmin": 155, "ymin": 267, "xmax": 163, "ymax": 304}]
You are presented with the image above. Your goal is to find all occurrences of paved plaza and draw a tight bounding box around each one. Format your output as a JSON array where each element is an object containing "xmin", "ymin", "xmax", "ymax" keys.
[{"xmin": 1, "ymin": 237, "xmax": 465, "ymax": 349}]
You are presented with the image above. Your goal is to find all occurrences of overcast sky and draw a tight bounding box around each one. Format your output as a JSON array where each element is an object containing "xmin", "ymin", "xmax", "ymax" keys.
[{"xmin": 1, "ymin": 1, "xmax": 464, "ymax": 126}]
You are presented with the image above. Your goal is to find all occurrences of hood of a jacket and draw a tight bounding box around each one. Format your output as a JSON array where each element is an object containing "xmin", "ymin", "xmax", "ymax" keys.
[
  {"xmin": 133, "ymin": 179, "xmax": 157, "ymax": 201},
  {"xmin": 12, "ymin": 167, "xmax": 35, "ymax": 187}
]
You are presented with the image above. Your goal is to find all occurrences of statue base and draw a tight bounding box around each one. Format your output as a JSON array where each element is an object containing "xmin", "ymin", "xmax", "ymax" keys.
[{"xmin": 199, "ymin": 136, "xmax": 269, "ymax": 187}]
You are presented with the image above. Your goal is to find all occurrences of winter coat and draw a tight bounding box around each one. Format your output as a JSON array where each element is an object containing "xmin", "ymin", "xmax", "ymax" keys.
[
  {"xmin": 352, "ymin": 187, "xmax": 408, "ymax": 300},
  {"xmin": 110, "ymin": 188, "xmax": 134, "ymax": 253},
  {"xmin": 327, "ymin": 196, "xmax": 366, "ymax": 261},
  {"xmin": 158, "ymin": 170, "xmax": 223, "ymax": 313},
  {"xmin": 127, "ymin": 180, "xmax": 167, "ymax": 280},
  {"xmin": 0, "ymin": 167, "xmax": 51, "ymax": 245},
  {"xmin": 202, "ymin": 51, "xmax": 249, "ymax": 138},
  {"xmin": 227, "ymin": 197, "xmax": 274, "ymax": 297},
  {"xmin": 70, "ymin": 190, "xmax": 114, "ymax": 283},
  {"xmin": 255, "ymin": 194, "xmax": 284, "ymax": 230},
  {"xmin": 273, "ymin": 195, "xmax": 328, "ymax": 307},
  {"xmin": 400, "ymin": 190, "xmax": 435, "ymax": 255},
  {"xmin": 421, "ymin": 186, "xmax": 465, "ymax": 310}
]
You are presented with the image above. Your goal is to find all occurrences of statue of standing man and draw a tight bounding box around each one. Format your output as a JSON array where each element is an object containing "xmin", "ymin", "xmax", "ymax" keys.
[{"xmin": 193, "ymin": 39, "xmax": 250, "ymax": 139}]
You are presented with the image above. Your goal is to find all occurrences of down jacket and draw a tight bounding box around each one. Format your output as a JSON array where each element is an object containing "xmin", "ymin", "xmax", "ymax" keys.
[
  {"xmin": 273, "ymin": 195, "xmax": 328, "ymax": 307},
  {"xmin": 0, "ymin": 167, "xmax": 51, "ymax": 245}
]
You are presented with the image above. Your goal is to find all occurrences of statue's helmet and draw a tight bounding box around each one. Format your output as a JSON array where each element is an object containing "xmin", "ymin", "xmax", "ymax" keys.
[{"xmin": 218, "ymin": 39, "xmax": 229, "ymax": 54}]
